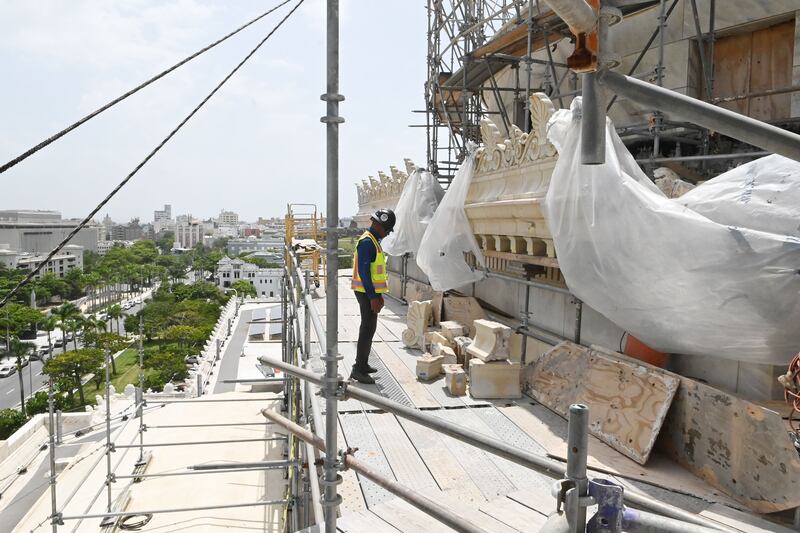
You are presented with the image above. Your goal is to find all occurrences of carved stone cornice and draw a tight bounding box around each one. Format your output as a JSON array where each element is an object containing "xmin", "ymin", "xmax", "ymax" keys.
[
  {"xmin": 355, "ymin": 160, "xmax": 411, "ymax": 207},
  {"xmin": 475, "ymin": 93, "xmax": 557, "ymax": 174}
]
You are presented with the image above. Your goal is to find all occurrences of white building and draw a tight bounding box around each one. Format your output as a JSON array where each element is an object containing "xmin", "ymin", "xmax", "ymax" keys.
[
  {"xmin": 174, "ymin": 216, "xmax": 203, "ymax": 249},
  {"xmin": 227, "ymin": 236, "xmax": 283, "ymax": 256},
  {"xmin": 14, "ymin": 245, "xmax": 84, "ymax": 278},
  {"xmin": 153, "ymin": 204, "xmax": 172, "ymax": 222},
  {"xmin": 218, "ymin": 210, "xmax": 239, "ymax": 226},
  {"xmin": 215, "ymin": 256, "xmax": 281, "ymax": 298}
]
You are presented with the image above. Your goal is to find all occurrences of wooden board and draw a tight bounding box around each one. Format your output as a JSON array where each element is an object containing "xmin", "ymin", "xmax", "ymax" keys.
[
  {"xmin": 338, "ymin": 509, "xmax": 402, "ymax": 533},
  {"xmin": 497, "ymin": 402, "xmax": 742, "ymax": 508},
  {"xmin": 525, "ymin": 341, "xmax": 678, "ymax": 464},
  {"xmin": 366, "ymin": 413, "xmax": 439, "ymax": 493},
  {"xmin": 398, "ymin": 419, "xmax": 487, "ymax": 505},
  {"xmin": 659, "ymin": 377, "xmax": 800, "ymax": 513},
  {"xmin": 478, "ymin": 496, "xmax": 548, "ymax": 532},
  {"xmin": 372, "ymin": 498, "xmax": 457, "ymax": 533}
]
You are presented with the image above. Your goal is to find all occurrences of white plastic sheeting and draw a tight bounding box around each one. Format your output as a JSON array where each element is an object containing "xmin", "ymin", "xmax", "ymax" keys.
[
  {"xmin": 417, "ymin": 148, "xmax": 486, "ymax": 291},
  {"xmin": 543, "ymin": 99, "xmax": 800, "ymax": 364},
  {"xmin": 382, "ymin": 168, "xmax": 445, "ymax": 256},
  {"xmin": 679, "ymin": 154, "xmax": 800, "ymax": 238}
]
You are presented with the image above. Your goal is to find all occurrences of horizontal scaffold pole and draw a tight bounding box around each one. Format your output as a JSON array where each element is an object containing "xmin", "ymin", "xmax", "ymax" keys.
[
  {"xmin": 261, "ymin": 408, "xmax": 491, "ymax": 533},
  {"xmin": 599, "ymin": 70, "xmax": 800, "ymax": 162},
  {"xmin": 257, "ymin": 355, "xmax": 736, "ymax": 533}
]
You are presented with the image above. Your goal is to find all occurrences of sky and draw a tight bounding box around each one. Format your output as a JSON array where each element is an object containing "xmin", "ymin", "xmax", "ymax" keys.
[{"xmin": 0, "ymin": 0, "xmax": 428, "ymax": 223}]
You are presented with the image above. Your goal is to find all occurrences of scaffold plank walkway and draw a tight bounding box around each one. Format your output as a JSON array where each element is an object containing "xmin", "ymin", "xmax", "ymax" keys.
[{"xmin": 312, "ymin": 275, "xmax": 786, "ymax": 533}]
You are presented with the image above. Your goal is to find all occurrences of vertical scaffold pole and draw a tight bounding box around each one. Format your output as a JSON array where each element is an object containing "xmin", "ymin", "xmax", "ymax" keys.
[
  {"xmin": 47, "ymin": 335, "xmax": 59, "ymax": 532},
  {"xmin": 304, "ymin": 270, "xmax": 311, "ymax": 359},
  {"xmin": 137, "ymin": 316, "xmax": 145, "ymax": 464},
  {"xmin": 321, "ymin": 0, "xmax": 343, "ymax": 529},
  {"xmin": 104, "ymin": 349, "xmax": 113, "ymax": 514}
]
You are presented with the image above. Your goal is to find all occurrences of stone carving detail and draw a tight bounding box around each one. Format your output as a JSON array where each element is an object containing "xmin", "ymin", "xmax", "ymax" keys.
[
  {"xmin": 466, "ymin": 319, "xmax": 511, "ymax": 363},
  {"xmin": 355, "ymin": 161, "xmax": 411, "ymax": 207},
  {"xmin": 475, "ymin": 93, "xmax": 557, "ymax": 174},
  {"xmin": 402, "ymin": 300, "xmax": 432, "ymax": 349}
]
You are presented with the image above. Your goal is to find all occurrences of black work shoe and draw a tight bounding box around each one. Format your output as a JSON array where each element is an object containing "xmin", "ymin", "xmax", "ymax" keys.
[
  {"xmin": 350, "ymin": 369, "xmax": 376, "ymax": 384},
  {"xmin": 365, "ymin": 365, "xmax": 378, "ymax": 374}
]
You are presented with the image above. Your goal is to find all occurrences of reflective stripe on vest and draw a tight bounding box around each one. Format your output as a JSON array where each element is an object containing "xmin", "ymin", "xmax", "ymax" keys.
[{"xmin": 351, "ymin": 231, "xmax": 389, "ymax": 294}]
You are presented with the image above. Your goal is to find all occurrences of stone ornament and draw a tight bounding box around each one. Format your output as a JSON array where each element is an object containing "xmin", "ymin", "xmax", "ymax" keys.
[
  {"xmin": 402, "ymin": 300, "xmax": 432, "ymax": 349},
  {"xmin": 466, "ymin": 319, "xmax": 512, "ymax": 362},
  {"xmin": 475, "ymin": 93, "xmax": 557, "ymax": 174}
]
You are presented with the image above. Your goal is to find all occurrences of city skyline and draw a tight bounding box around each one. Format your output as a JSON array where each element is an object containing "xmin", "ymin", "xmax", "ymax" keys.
[{"xmin": 0, "ymin": 1, "xmax": 426, "ymax": 222}]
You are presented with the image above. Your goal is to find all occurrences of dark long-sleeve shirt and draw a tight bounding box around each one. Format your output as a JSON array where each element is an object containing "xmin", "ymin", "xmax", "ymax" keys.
[{"xmin": 356, "ymin": 229, "xmax": 381, "ymax": 299}]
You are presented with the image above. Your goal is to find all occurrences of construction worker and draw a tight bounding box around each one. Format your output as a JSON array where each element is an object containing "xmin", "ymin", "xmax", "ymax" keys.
[{"xmin": 350, "ymin": 208, "xmax": 396, "ymax": 384}]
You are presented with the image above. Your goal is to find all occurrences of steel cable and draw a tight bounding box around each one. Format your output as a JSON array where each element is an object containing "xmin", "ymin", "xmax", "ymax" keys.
[
  {"xmin": 0, "ymin": 0, "xmax": 292, "ymax": 175},
  {"xmin": 0, "ymin": 0, "xmax": 306, "ymax": 310}
]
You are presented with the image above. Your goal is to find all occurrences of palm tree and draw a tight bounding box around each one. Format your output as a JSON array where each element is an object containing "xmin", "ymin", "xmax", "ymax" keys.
[
  {"xmin": 8, "ymin": 337, "xmax": 32, "ymax": 416},
  {"xmin": 107, "ymin": 305, "xmax": 123, "ymax": 336},
  {"xmin": 40, "ymin": 315, "xmax": 58, "ymax": 362},
  {"xmin": 67, "ymin": 315, "xmax": 85, "ymax": 351},
  {"xmin": 54, "ymin": 302, "xmax": 80, "ymax": 353}
]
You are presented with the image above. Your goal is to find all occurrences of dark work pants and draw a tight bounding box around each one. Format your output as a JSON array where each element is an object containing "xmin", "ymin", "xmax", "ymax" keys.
[{"xmin": 354, "ymin": 290, "xmax": 378, "ymax": 371}]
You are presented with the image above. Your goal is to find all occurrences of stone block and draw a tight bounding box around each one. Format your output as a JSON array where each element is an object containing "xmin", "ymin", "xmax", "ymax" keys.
[
  {"xmin": 453, "ymin": 336, "xmax": 473, "ymax": 366},
  {"xmin": 440, "ymin": 320, "xmax": 467, "ymax": 343},
  {"xmin": 469, "ymin": 359, "xmax": 521, "ymax": 399},
  {"xmin": 425, "ymin": 331, "xmax": 452, "ymax": 350},
  {"xmin": 444, "ymin": 364, "xmax": 467, "ymax": 396},
  {"xmin": 416, "ymin": 354, "xmax": 444, "ymax": 381},
  {"xmin": 439, "ymin": 346, "xmax": 457, "ymax": 365},
  {"xmin": 466, "ymin": 319, "xmax": 511, "ymax": 362},
  {"xmin": 402, "ymin": 300, "xmax": 432, "ymax": 350}
]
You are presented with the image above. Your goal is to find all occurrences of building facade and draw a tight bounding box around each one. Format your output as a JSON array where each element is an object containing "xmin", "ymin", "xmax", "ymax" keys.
[
  {"xmin": 153, "ymin": 204, "xmax": 172, "ymax": 222},
  {"xmin": 14, "ymin": 245, "xmax": 84, "ymax": 278},
  {"xmin": 174, "ymin": 216, "xmax": 203, "ymax": 249},
  {"xmin": 0, "ymin": 210, "xmax": 99, "ymax": 254},
  {"xmin": 218, "ymin": 210, "xmax": 239, "ymax": 226},
  {"xmin": 215, "ymin": 257, "xmax": 281, "ymax": 298},
  {"xmin": 227, "ymin": 236, "xmax": 283, "ymax": 256}
]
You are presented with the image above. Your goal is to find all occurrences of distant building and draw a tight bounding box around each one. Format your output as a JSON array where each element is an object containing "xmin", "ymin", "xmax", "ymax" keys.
[
  {"xmin": 111, "ymin": 218, "xmax": 144, "ymax": 241},
  {"xmin": 14, "ymin": 244, "xmax": 84, "ymax": 278},
  {"xmin": 218, "ymin": 210, "xmax": 239, "ymax": 226},
  {"xmin": 0, "ymin": 209, "xmax": 99, "ymax": 254},
  {"xmin": 227, "ymin": 236, "xmax": 283, "ymax": 256},
  {"xmin": 97, "ymin": 240, "xmax": 134, "ymax": 256},
  {"xmin": 215, "ymin": 256, "xmax": 281, "ymax": 298},
  {"xmin": 153, "ymin": 204, "xmax": 172, "ymax": 222},
  {"xmin": 175, "ymin": 216, "xmax": 203, "ymax": 249}
]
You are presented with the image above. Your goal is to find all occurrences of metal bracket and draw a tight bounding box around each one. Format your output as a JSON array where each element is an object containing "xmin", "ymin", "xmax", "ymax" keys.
[
  {"xmin": 338, "ymin": 447, "xmax": 358, "ymax": 471},
  {"xmin": 107, "ymin": 443, "xmax": 116, "ymax": 453},
  {"xmin": 52, "ymin": 512, "xmax": 64, "ymax": 526},
  {"xmin": 320, "ymin": 116, "xmax": 345, "ymax": 124},
  {"xmin": 320, "ymin": 93, "xmax": 345, "ymax": 102},
  {"xmin": 587, "ymin": 479, "xmax": 624, "ymax": 533}
]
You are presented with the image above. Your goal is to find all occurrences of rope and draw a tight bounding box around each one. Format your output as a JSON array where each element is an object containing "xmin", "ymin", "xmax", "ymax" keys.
[
  {"xmin": 0, "ymin": 0, "xmax": 306, "ymax": 311},
  {"xmin": 0, "ymin": 0, "xmax": 293, "ymax": 175}
]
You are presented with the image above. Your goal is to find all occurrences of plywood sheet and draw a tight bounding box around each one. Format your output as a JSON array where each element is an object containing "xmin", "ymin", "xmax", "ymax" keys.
[
  {"xmin": 497, "ymin": 402, "xmax": 741, "ymax": 508},
  {"xmin": 659, "ymin": 378, "xmax": 800, "ymax": 513},
  {"xmin": 525, "ymin": 341, "xmax": 678, "ymax": 464},
  {"xmin": 749, "ymin": 19, "xmax": 794, "ymax": 121}
]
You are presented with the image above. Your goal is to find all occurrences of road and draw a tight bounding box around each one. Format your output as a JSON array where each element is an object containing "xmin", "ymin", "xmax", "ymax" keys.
[
  {"xmin": 213, "ymin": 308, "xmax": 252, "ymax": 394},
  {"xmin": 0, "ymin": 295, "xmax": 148, "ymax": 410}
]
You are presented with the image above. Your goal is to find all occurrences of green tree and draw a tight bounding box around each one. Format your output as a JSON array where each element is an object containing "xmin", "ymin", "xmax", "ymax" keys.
[
  {"xmin": 40, "ymin": 315, "xmax": 59, "ymax": 361},
  {"xmin": 107, "ymin": 304, "xmax": 123, "ymax": 336},
  {"xmin": 230, "ymin": 279, "xmax": 257, "ymax": 298},
  {"xmin": 0, "ymin": 408, "xmax": 26, "ymax": 439},
  {"xmin": 163, "ymin": 325, "xmax": 202, "ymax": 350},
  {"xmin": 43, "ymin": 348, "xmax": 104, "ymax": 406},
  {"xmin": 156, "ymin": 231, "xmax": 175, "ymax": 255},
  {"xmin": 53, "ymin": 302, "xmax": 81, "ymax": 351},
  {"xmin": 0, "ymin": 303, "xmax": 42, "ymax": 342},
  {"xmin": 143, "ymin": 349, "xmax": 187, "ymax": 392},
  {"xmin": 8, "ymin": 338, "xmax": 33, "ymax": 415},
  {"xmin": 24, "ymin": 391, "xmax": 69, "ymax": 417}
]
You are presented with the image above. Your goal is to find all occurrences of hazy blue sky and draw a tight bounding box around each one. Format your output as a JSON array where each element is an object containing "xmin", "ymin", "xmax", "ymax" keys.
[{"xmin": 0, "ymin": 1, "xmax": 427, "ymax": 223}]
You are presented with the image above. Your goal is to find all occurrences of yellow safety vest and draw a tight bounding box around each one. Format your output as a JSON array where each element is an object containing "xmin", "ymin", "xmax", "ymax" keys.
[{"xmin": 351, "ymin": 231, "xmax": 389, "ymax": 294}]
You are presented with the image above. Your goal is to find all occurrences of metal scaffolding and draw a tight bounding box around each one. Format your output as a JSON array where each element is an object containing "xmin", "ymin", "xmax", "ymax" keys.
[{"xmin": 423, "ymin": 0, "xmax": 800, "ymax": 185}]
